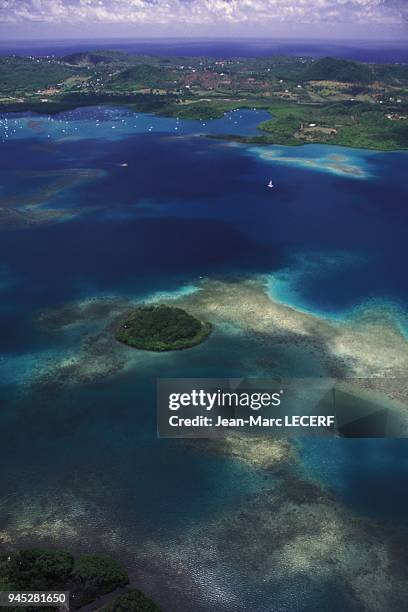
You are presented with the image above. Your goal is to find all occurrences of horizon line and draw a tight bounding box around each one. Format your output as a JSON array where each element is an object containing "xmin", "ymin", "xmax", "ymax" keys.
[{"xmin": 0, "ymin": 36, "xmax": 407, "ymax": 44}]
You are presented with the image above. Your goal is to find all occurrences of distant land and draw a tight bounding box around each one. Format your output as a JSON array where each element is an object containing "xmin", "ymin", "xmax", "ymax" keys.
[
  {"xmin": 0, "ymin": 48, "xmax": 407, "ymax": 150},
  {"xmin": 1, "ymin": 38, "xmax": 407, "ymax": 63}
]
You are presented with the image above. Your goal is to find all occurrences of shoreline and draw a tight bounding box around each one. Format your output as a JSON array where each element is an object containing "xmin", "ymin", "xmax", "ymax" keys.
[
  {"xmin": 1, "ymin": 102, "xmax": 407, "ymax": 152},
  {"xmin": 206, "ymin": 130, "xmax": 408, "ymax": 153}
]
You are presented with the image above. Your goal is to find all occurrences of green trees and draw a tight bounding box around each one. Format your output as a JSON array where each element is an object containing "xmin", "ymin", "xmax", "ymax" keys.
[
  {"xmin": 258, "ymin": 101, "xmax": 408, "ymax": 150},
  {"xmin": 69, "ymin": 554, "xmax": 129, "ymax": 607},
  {"xmin": 304, "ymin": 57, "xmax": 374, "ymax": 84},
  {"xmin": 72, "ymin": 555, "xmax": 129, "ymax": 593},
  {"xmin": 261, "ymin": 112, "xmax": 302, "ymax": 144},
  {"xmin": 112, "ymin": 65, "xmax": 174, "ymax": 89},
  {"xmin": 6, "ymin": 549, "xmax": 74, "ymax": 591},
  {"xmin": 116, "ymin": 305, "xmax": 212, "ymax": 351},
  {"xmin": 0, "ymin": 549, "xmax": 137, "ymax": 610},
  {"xmin": 72, "ymin": 554, "xmax": 129, "ymax": 598},
  {"xmin": 0, "ymin": 57, "xmax": 75, "ymax": 94},
  {"xmin": 103, "ymin": 589, "xmax": 162, "ymax": 611}
]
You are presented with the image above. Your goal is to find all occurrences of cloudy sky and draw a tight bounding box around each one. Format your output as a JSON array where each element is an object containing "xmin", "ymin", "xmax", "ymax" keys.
[{"xmin": 0, "ymin": 0, "xmax": 407, "ymax": 40}]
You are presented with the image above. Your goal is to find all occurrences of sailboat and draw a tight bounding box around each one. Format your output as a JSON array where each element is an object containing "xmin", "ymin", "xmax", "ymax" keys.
[{"xmin": 267, "ymin": 179, "xmax": 274, "ymax": 188}]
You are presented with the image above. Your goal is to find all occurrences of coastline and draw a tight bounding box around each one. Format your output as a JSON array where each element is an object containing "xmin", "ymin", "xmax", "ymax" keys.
[
  {"xmin": 1, "ymin": 102, "xmax": 407, "ymax": 152},
  {"xmin": 206, "ymin": 130, "xmax": 408, "ymax": 152}
]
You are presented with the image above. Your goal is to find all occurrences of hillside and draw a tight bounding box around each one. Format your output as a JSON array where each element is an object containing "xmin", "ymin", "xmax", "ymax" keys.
[
  {"xmin": 304, "ymin": 57, "xmax": 374, "ymax": 84},
  {"xmin": 111, "ymin": 64, "xmax": 175, "ymax": 89}
]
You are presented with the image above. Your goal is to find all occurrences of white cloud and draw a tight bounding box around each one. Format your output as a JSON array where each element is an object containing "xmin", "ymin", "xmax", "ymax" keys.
[{"xmin": 0, "ymin": 0, "xmax": 406, "ymax": 25}]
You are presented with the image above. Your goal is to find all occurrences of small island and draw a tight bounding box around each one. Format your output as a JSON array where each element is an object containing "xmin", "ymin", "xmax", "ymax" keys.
[{"xmin": 115, "ymin": 304, "xmax": 212, "ymax": 351}]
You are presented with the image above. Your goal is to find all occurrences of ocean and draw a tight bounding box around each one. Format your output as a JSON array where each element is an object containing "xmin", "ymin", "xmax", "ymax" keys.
[
  {"xmin": 0, "ymin": 106, "xmax": 408, "ymax": 610},
  {"xmin": 0, "ymin": 38, "xmax": 407, "ymax": 63}
]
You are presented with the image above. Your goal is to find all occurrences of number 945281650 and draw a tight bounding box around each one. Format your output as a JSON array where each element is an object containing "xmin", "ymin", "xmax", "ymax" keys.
[{"xmin": 0, "ymin": 591, "xmax": 68, "ymax": 609}]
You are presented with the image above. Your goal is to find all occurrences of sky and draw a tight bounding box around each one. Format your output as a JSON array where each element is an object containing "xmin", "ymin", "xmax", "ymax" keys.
[{"xmin": 0, "ymin": 0, "xmax": 407, "ymax": 41}]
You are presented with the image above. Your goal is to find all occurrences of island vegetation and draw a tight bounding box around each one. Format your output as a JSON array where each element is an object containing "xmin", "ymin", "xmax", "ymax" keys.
[
  {"xmin": 0, "ymin": 50, "xmax": 407, "ymax": 150},
  {"xmin": 0, "ymin": 548, "xmax": 160, "ymax": 610},
  {"xmin": 101, "ymin": 588, "xmax": 162, "ymax": 611},
  {"xmin": 116, "ymin": 305, "xmax": 212, "ymax": 351}
]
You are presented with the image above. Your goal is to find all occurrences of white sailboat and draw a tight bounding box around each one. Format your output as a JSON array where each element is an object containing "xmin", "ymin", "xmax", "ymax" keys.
[{"xmin": 267, "ymin": 179, "xmax": 274, "ymax": 188}]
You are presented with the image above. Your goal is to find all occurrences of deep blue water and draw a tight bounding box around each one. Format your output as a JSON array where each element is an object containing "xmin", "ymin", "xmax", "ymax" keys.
[
  {"xmin": 1, "ymin": 108, "xmax": 407, "ymax": 317},
  {"xmin": 0, "ymin": 38, "xmax": 407, "ymax": 63},
  {"xmin": 0, "ymin": 107, "xmax": 408, "ymax": 611}
]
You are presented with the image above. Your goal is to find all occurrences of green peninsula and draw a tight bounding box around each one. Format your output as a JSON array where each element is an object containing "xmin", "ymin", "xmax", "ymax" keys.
[{"xmin": 116, "ymin": 305, "xmax": 212, "ymax": 351}]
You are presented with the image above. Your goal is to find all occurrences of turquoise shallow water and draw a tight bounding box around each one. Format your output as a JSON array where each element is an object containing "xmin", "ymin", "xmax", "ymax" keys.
[{"xmin": 0, "ymin": 106, "xmax": 408, "ymax": 610}]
